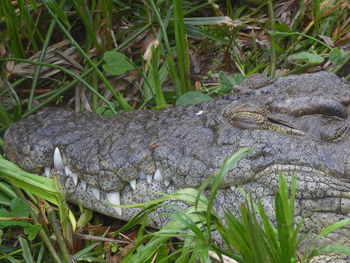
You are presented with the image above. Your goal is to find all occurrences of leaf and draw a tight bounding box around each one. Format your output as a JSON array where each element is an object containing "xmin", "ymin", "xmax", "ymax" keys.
[
  {"xmin": 24, "ymin": 224, "xmax": 41, "ymax": 241},
  {"xmin": 176, "ymin": 91, "xmax": 212, "ymax": 106},
  {"xmin": 315, "ymin": 244, "xmax": 350, "ymax": 255},
  {"xmin": 95, "ymin": 104, "xmax": 117, "ymax": 116},
  {"xmin": 0, "ymin": 198, "xmax": 29, "ymax": 228},
  {"xmin": 219, "ymin": 73, "xmax": 245, "ymax": 93},
  {"xmin": 329, "ymin": 48, "xmax": 345, "ymax": 65},
  {"xmin": 291, "ymin": 51, "xmax": 324, "ymax": 64},
  {"xmin": 102, "ymin": 51, "xmax": 134, "ymax": 75}
]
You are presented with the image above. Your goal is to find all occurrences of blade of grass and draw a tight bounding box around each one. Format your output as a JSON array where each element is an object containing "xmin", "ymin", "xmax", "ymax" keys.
[
  {"xmin": 18, "ymin": 237, "xmax": 34, "ymax": 263},
  {"xmin": 42, "ymin": 0, "xmax": 132, "ymax": 110},
  {"xmin": 0, "ymin": 57, "xmax": 117, "ymax": 115},
  {"xmin": 206, "ymin": 147, "xmax": 253, "ymax": 242},
  {"xmin": 147, "ymin": 0, "xmax": 181, "ymax": 96},
  {"xmin": 173, "ymin": 0, "xmax": 191, "ymax": 94},
  {"xmin": 28, "ymin": 18, "xmax": 57, "ymax": 111}
]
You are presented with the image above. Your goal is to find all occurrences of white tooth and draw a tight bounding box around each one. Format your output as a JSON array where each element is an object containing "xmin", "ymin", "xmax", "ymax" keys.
[
  {"xmin": 196, "ymin": 110, "xmax": 204, "ymax": 115},
  {"xmin": 164, "ymin": 179, "xmax": 170, "ymax": 187},
  {"xmin": 92, "ymin": 187, "xmax": 100, "ymax": 200},
  {"xmin": 44, "ymin": 167, "xmax": 51, "ymax": 177},
  {"xmin": 106, "ymin": 192, "xmax": 122, "ymax": 216},
  {"xmin": 53, "ymin": 147, "xmax": 64, "ymax": 170},
  {"xmin": 130, "ymin": 180, "xmax": 136, "ymax": 190},
  {"xmin": 147, "ymin": 174, "xmax": 152, "ymax": 184},
  {"xmin": 73, "ymin": 173, "xmax": 78, "ymax": 186},
  {"xmin": 64, "ymin": 166, "xmax": 78, "ymax": 185},
  {"xmin": 154, "ymin": 168, "xmax": 163, "ymax": 182},
  {"xmin": 230, "ymin": 186, "xmax": 235, "ymax": 192},
  {"xmin": 64, "ymin": 166, "xmax": 71, "ymax": 177},
  {"xmin": 71, "ymin": 172, "xmax": 78, "ymax": 186}
]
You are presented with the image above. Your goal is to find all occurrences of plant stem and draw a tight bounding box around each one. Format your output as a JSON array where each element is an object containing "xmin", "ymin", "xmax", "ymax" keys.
[
  {"xmin": 13, "ymin": 187, "xmax": 64, "ymax": 263},
  {"xmin": 28, "ymin": 19, "xmax": 57, "ymax": 111},
  {"xmin": 267, "ymin": 0, "xmax": 276, "ymax": 78},
  {"xmin": 47, "ymin": 204, "xmax": 73, "ymax": 263}
]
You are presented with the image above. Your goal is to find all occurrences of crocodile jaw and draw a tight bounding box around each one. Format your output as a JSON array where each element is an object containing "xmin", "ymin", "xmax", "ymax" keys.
[{"xmin": 46, "ymin": 148, "xmax": 350, "ymax": 247}]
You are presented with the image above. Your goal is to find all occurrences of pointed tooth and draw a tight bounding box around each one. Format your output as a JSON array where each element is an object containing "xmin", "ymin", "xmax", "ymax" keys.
[
  {"xmin": 106, "ymin": 192, "xmax": 122, "ymax": 216},
  {"xmin": 130, "ymin": 180, "xmax": 136, "ymax": 190},
  {"xmin": 70, "ymin": 172, "xmax": 78, "ymax": 186},
  {"xmin": 53, "ymin": 147, "xmax": 64, "ymax": 170},
  {"xmin": 164, "ymin": 179, "xmax": 170, "ymax": 187},
  {"xmin": 64, "ymin": 166, "xmax": 78, "ymax": 185},
  {"xmin": 92, "ymin": 187, "xmax": 100, "ymax": 200},
  {"xmin": 147, "ymin": 174, "xmax": 152, "ymax": 184},
  {"xmin": 230, "ymin": 186, "xmax": 235, "ymax": 191},
  {"xmin": 44, "ymin": 167, "xmax": 51, "ymax": 177},
  {"xmin": 154, "ymin": 168, "xmax": 163, "ymax": 182},
  {"xmin": 64, "ymin": 166, "xmax": 71, "ymax": 177}
]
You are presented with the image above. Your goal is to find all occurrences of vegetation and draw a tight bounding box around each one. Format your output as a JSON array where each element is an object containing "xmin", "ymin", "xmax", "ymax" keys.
[{"xmin": 1, "ymin": 0, "xmax": 350, "ymax": 262}]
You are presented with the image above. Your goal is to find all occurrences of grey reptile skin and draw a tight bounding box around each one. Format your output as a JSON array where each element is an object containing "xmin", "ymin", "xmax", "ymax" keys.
[{"xmin": 3, "ymin": 71, "xmax": 350, "ymax": 258}]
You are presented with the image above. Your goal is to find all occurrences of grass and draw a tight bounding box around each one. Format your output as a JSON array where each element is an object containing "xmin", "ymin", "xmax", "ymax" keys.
[
  {"xmin": 0, "ymin": 0, "xmax": 349, "ymax": 128},
  {"xmin": 1, "ymin": 0, "xmax": 350, "ymax": 262}
]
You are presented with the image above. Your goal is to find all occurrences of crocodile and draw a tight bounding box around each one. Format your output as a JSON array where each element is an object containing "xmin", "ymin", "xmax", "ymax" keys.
[{"xmin": 3, "ymin": 71, "xmax": 350, "ymax": 253}]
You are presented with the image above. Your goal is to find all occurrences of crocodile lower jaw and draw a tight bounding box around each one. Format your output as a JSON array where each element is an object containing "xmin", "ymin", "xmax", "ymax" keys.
[{"xmin": 42, "ymin": 147, "xmax": 350, "ymax": 224}]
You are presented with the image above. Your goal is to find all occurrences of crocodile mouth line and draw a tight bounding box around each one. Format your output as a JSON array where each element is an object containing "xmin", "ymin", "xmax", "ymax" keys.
[
  {"xmin": 43, "ymin": 148, "xmax": 343, "ymax": 218},
  {"xmin": 256, "ymin": 164, "xmax": 326, "ymax": 177}
]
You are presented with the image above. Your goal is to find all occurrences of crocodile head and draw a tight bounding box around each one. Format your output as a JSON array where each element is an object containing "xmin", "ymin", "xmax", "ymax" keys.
[{"xmin": 3, "ymin": 71, "xmax": 350, "ymax": 247}]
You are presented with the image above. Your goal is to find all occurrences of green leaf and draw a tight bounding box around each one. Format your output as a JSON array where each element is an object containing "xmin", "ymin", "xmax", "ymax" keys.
[
  {"xmin": 291, "ymin": 51, "xmax": 324, "ymax": 64},
  {"xmin": 329, "ymin": 48, "xmax": 346, "ymax": 65},
  {"xmin": 95, "ymin": 104, "xmax": 117, "ymax": 116},
  {"xmin": 175, "ymin": 91, "xmax": 212, "ymax": 106},
  {"xmin": 315, "ymin": 244, "xmax": 350, "ymax": 255},
  {"xmin": 219, "ymin": 73, "xmax": 245, "ymax": 93},
  {"xmin": 102, "ymin": 51, "xmax": 134, "ymax": 75},
  {"xmin": 0, "ymin": 198, "xmax": 29, "ymax": 228},
  {"xmin": 24, "ymin": 224, "xmax": 41, "ymax": 241},
  {"xmin": 18, "ymin": 237, "xmax": 34, "ymax": 263}
]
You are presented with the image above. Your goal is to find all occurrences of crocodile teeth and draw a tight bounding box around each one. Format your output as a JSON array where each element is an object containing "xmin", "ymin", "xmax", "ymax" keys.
[
  {"xmin": 92, "ymin": 187, "xmax": 100, "ymax": 200},
  {"xmin": 64, "ymin": 166, "xmax": 71, "ymax": 177},
  {"xmin": 147, "ymin": 174, "xmax": 152, "ymax": 184},
  {"xmin": 196, "ymin": 110, "xmax": 204, "ymax": 115},
  {"xmin": 64, "ymin": 166, "xmax": 78, "ymax": 185},
  {"xmin": 53, "ymin": 147, "xmax": 64, "ymax": 170},
  {"xmin": 230, "ymin": 186, "xmax": 235, "ymax": 191},
  {"xmin": 130, "ymin": 180, "xmax": 136, "ymax": 190},
  {"xmin": 106, "ymin": 192, "xmax": 122, "ymax": 216},
  {"xmin": 71, "ymin": 173, "xmax": 78, "ymax": 186},
  {"xmin": 154, "ymin": 168, "xmax": 163, "ymax": 182},
  {"xmin": 164, "ymin": 179, "xmax": 170, "ymax": 187},
  {"xmin": 44, "ymin": 167, "xmax": 51, "ymax": 177}
]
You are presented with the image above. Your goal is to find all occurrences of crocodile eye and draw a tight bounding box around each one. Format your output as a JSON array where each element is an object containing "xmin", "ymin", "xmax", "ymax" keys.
[
  {"xmin": 270, "ymin": 97, "xmax": 347, "ymax": 119},
  {"xmin": 223, "ymin": 101, "xmax": 267, "ymax": 129}
]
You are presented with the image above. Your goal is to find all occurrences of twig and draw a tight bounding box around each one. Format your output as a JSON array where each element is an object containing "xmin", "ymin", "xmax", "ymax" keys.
[{"xmin": 72, "ymin": 233, "xmax": 132, "ymax": 244}]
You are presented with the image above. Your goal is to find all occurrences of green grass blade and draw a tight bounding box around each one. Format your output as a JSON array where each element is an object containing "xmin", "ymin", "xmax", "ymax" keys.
[
  {"xmin": 173, "ymin": 0, "xmax": 191, "ymax": 94},
  {"xmin": 18, "ymin": 237, "xmax": 34, "ymax": 263},
  {"xmin": 42, "ymin": 0, "xmax": 132, "ymax": 110},
  {"xmin": 206, "ymin": 147, "xmax": 253, "ymax": 241}
]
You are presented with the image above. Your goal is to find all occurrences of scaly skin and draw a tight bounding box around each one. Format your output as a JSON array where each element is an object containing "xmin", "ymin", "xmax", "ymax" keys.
[{"xmin": 4, "ymin": 71, "xmax": 350, "ymax": 252}]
